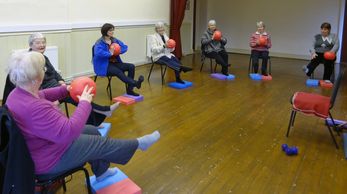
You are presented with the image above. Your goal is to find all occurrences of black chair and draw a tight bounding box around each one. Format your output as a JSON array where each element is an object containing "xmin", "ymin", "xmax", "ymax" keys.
[
  {"xmin": 248, "ymin": 54, "xmax": 272, "ymax": 75},
  {"xmin": 147, "ymin": 56, "xmax": 168, "ymax": 85},
  {"xmin": 0, "ymin": 106, "xmax": 92, "ymax": 194},
  {"xmin": 286, "ymin": 69, "xmax": 343, "ymax": 149},
  {"xmin": 146, "ymin": 35, "xmax": 169, "ymax": 85},
  {"xmin": 92, "ymin": 45, "xmax": 114, "ymax": 101},
  {"xmin": 35, "ymin": 165, "xmax": 92, "ymax": 194},
  {"xmin": 200, "ymin": 45, "xmax": 218, "ymax": 73}
]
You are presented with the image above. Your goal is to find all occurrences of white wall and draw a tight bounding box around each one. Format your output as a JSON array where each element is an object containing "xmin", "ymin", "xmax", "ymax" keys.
[{"xmin": 196, "ymin": 0, "xmax": 345, "ymax": 59}]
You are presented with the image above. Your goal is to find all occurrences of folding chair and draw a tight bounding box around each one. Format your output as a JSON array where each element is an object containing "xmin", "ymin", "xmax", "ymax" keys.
[
  {"xmin": 0, "ymin": 106, "xmax": 92, "ymax": 194},
  {"xmin": 146, "ymin": 35, "xmax": 168, "ymax": 85},
  {"xmin": 92, "ymin": 45, "xmax": 114, "ymax": 100},
  {"xmin": 200, "ymin": 44, "xmax": 218, "ymax": 73},
  {"xmin": 286, "ymin": 69, "xmax": 343, "ymax": 149},
  {"xmin": 35, "ymin": 165, "xmax": 92, "ymax": 194},
  {"xmin": 248, "ymin": 54, "xmax": 272, "ymax": 75}
]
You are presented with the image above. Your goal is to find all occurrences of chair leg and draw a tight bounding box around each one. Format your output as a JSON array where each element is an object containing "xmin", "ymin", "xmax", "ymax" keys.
[
  {"xmin": 94, "ymin": 76, "xmax": 97, "ymax": 82},
  {"xmin": 148, "ymin": 62, "xmax": 155, "ymax": 81},
  {"xmin": 62, "ymin": 179, "xmax": 67, "ymax": 191},
  {"xmin": 268, "ymin": 57, "xmax": 272, "ymax": 75},
  {"xmin": 326, "ymin": 124, "xmax": 339, "ymax": 149},
  {"xmin": 161, "ymin": 65, "xmax": 168, "ymax": 85},
  {"xmin": 82, "ymin": 168, "xmax": 93, "ymax": 194},
  {"xmin": 200, "ymin": 59, "xmax": 204, "ymax": 72},
  {"xmin": 286, "ymin": 110, "xmax": 296, "ymax": 137},
  {"xmin": 209, "ymin": 59, "xmax": 213, "ymax": 73},
  {"xmin": 214, "ymin": 63, "xmax": 218, "ymax": 73},
  {"xmin": 248, "ymin": 56, "xmax": 252, "ymax": 74},
  {"xmin": 329, "ymin": 112, "xmax": 340, "ymax": 136},
  {"xmin": 107, "ymin": 76, "xmax": 112, "ymax": 101},
  {"xmin": 64, "ymin": 102, "xmax": 69, "ymax": 118},
  {"xmin": 291, "ymin": 111, "xmax": 297, "ymax": 127}
]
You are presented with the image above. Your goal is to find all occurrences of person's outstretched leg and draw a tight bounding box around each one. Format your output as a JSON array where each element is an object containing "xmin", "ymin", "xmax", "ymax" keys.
[{"xmin": 41, "ymin": 128, "xmax": 160, "ymax": 181}]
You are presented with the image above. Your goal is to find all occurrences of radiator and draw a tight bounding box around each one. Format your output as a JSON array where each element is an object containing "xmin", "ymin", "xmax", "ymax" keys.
[{"xmin": 13, "ymin": 46, "xmax": 60, "ymax": 73}]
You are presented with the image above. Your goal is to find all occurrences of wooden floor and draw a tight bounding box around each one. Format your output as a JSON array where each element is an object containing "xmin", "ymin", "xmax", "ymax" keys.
[{"xmin": 59, "ymin": 53, "xmax": 347, "ymax": 194}]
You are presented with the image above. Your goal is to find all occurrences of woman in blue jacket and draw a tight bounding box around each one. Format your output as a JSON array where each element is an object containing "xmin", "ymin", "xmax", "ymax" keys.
[{"xmin": 93, "ymin": 23, "xmax": 144, "ymax": 96}]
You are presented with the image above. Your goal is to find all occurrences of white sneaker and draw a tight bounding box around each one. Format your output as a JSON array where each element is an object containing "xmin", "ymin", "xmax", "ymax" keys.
[
  {"xmin": 324, "ymin": 80, "xmax": 332, "ymax": 83},
  {"xmin": 302, "ymin": 65, "xmax": 309, "ymax": 73}
]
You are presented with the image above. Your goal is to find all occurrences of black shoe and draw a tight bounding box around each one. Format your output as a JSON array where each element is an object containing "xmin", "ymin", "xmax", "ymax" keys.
[
  {"xmin": 222, "ymin": 72, "xmax": 229, "ymax": 76},
  {"xmin": 176, "ymin": 77, "xmax": 185, "ymax": 84},
  {"xmin": 180, "ymin": 66, "xmax": 193, "ymax": 73},
  {"xmin": 126, "ymin": 90, "xmax": 140, "ymax": 96},
  {"xmin": 135, "ymin": 75, "xmax": 144, "ymax": 89}
]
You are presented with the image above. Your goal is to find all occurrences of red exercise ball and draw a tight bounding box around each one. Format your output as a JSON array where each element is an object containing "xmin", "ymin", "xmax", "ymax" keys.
[
  {"xmin": 324, "ymin": 51, "xmax": 336, "ymax": 60},
  {"xmin": 111, "ymin": 43, "xmax": 121, "ymax": 56},
  {"xmin": 213, "ymin": 30, "xmax": 222, "ymax": 41},
  {"xmin": 166, "ymin": 39, "xmax": 176, "ymax": 49},
  {"xmin": 258, "ymin": 36, "xmax": 267, "ymax": 46},
  {"xmin": 70, "ymin": 76, "xmax": 97, "ymax": 102}
]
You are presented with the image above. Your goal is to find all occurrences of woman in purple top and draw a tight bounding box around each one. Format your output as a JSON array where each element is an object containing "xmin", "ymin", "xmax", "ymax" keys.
[
  {"xmin": 6, "ymin": 51, "xmax": 160, "ymax": 181},
  {"xmin": 249, "ymin": 21, "xmax": 272, "ymax": 76}
]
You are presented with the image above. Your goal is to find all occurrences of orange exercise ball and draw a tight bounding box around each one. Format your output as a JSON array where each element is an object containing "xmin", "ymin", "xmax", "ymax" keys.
[
  {"xmin": 324, "ymin": 51, "xmax": 336, "ymax": 60},
  {"xmin": 166, "ymin": 39, "xmax": 176, "ymax": 49},
  {"xmin": 213, "ymin": 30, "xmax": 222, "ymax": 41},
  {"xmin": 70, "ymin": 76, "xmax": 97, "ymax": 102},
  {"xmin": 111, "ymin": 43, "xmax": 121, "ymax": 56},
  {"xmin": 258, "ymin": 36, "xmax": 267, "ymax": 46}
]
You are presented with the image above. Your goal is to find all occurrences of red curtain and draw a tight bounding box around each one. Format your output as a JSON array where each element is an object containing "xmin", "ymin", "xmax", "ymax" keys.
[{"xmin": 170, "ymin": 0, "xmax": 187, "ymax": 59}]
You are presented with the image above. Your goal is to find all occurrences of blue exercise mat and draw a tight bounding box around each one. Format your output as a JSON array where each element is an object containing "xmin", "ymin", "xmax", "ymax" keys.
[
  {"xmin": 306, "ymin": 79, "xmax": 319, "ymax": 87},
  {"xmin": 211, "ymin": 73, "xmax": 235, "ymax": 80},
  {"xmin": 168, "ymin": 81, "xmax": 193, "ymax": 89},
  {"xmin": 249, "ymin": 73, "xmax": 262, "ymax": 80},
  {"xmin": 97, "ymin": 123, "xmax": 111, "ymax": 137},
  {"xmin": 90, "ymin": 167, "xmax": 128, "ymax": 192}
]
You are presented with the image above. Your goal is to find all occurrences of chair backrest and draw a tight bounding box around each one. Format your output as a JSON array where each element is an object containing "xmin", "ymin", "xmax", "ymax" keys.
[
  {"xmin": 146, "ymin": 35, "xmax": 154, "ymax": 59},
  {"xmin": 330, "ymin": 68, "xmax": 344, "ymax": 108},
  {"xmin": 0, "ymin": 106, "xmax": 36, "ymax": 193}
]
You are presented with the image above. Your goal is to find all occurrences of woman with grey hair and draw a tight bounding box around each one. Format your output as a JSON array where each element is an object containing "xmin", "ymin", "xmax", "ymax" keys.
[
  {"xmin": 249, "ymin": 21, "xmax": 272, "ymax": 75},
  {"xmin": 201, "ymin": 20, "xmax": 229, "ymax": 75},
  {"xmin": 2, "ymin": 32, "xmax": 119, "ymax": 127},
  {"xmin": 149, "ymin": 22, "xmax": 192, "ymax": 83},
  {"xmin": 303, "ymin": 22, "xmax": 339, "ymax": 82},
  {"xmin": 5, "ymin": 51, "xmax": 160, "ymax": 182}
]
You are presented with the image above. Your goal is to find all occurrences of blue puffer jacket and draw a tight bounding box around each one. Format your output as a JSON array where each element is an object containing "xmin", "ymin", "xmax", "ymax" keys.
[{"xmin": 92, "ymin": 37, "xmax": 128, "ymax": 76}]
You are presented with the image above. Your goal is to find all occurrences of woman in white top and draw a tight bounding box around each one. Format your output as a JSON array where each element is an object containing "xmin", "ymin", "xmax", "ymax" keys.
[{"xmin": 150, "ymin": 22, "xmax": 192, "ymax": 83}]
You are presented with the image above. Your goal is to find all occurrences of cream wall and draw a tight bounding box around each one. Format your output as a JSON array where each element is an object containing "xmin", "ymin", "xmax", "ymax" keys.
[
  {"xmin": 196, "ymin": 0, "xmax": 345, "ymax": 60},
  {"xmin": 0, "ymin": 0, "xmax": 170, "ymax": 100},
  {"xmin": 181, "ymin": 1, "xmax": 195, "ymax": 56}
]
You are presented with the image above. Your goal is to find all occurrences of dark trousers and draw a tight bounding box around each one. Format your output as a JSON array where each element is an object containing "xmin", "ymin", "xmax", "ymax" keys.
[
  {"xmin": 251, "ymin": 50, "xmax": 269, "ymax": 74},
  {"xmin": 307, "ymin": 52, "xmax": 335, "ymax": 80},
  {"xmin": 205, "ymin": 50, "xmax": 229, "ymax": 74},
  {"xmin": 108, "ymin": 62, "xmax": 136, "ymax": 91},
  {"xmin": 156, "ymin": 56, "xmax": 181, "ymax": 78},
  {"xmin": 63, "ymin": 97, "xmax": 107, "ymax": 126}
]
